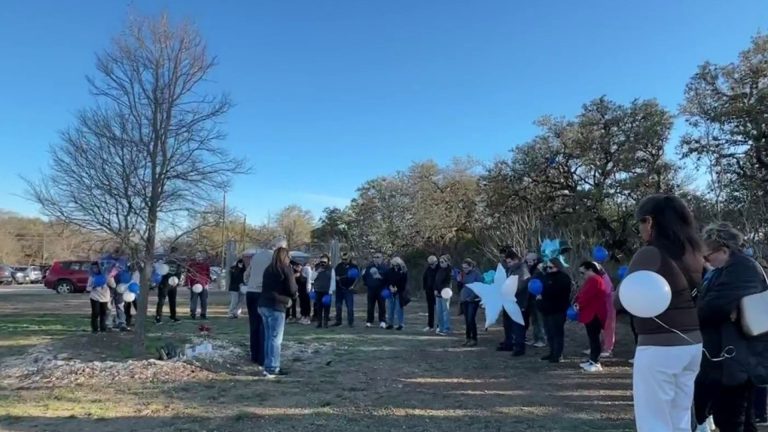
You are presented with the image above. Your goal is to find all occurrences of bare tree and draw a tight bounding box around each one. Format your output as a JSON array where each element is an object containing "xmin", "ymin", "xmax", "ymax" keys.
[{"xmin": 25, "ymin": 13, "xmax": 247, "ymax": 354}]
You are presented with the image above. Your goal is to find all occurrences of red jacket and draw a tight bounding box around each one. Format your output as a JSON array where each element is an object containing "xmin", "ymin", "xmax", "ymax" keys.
[
  {"xmin": 186, "ymin": 261, "xmax": 211, "ymax": 288},
  {"xmin": 574, "ymin": 274, "xmax": 608, "ymax": 326}
]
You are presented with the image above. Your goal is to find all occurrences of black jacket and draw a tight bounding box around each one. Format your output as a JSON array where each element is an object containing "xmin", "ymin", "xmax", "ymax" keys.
[
  {"xmin": 334, "ymin": 262, "xmax": 359, "ymax": 289},
  {"xmin": 506, "ymin": 262, "xmax": 531, "ymax": 308},
  {"xmin": 538, "ymin": 271, "xmax": 572, "ymax": 315},
  {"xmin": 258, "ymin": 264, "xmax": 299, "ymax": 311},
  {"xmin": 313, "ymin": 265, "xmax": 332, "ymax": 293},
  {"xmin": 386, "ymin": 267, "xmax": 411, "ymax": 307},
  {"xmin": 434, "ymin": 266, "xmax": 452, "ymax": 298},
  {"xmin": 698, "ymin": 252, "xmax": 768, "ymax": 386},
  {"xmin": 423, "ymin": 265, "xmax": 438, "ymax": 292},
  {"xmin": 228, "ymin": 265, "xmax": 246, "ymax": 292}
]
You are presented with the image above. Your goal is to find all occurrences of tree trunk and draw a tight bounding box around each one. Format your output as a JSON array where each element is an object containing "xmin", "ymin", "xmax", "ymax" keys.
[{"xmin": 132, "ymin": 205, "xmax": 159, "ymax": 357}]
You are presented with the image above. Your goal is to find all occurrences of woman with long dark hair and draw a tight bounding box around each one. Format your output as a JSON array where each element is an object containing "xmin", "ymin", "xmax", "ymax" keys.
[
  {"xmin": 694, "ymin": 223, "xmax": 768, "ymax": 432},
  {"xmin": 617, "ymin": 194, "xmax": 704, "ymax": 432},
  {"xmin": 257, "ymin": 247, "xmax": 298, "ymax": 378},
  {"xmin": 539, "ymin": 257, "xmax": 572, "ymax": 363},
  {"xmin": 228, "ymin": 258, "xmax": 246, "ymax": 319}
]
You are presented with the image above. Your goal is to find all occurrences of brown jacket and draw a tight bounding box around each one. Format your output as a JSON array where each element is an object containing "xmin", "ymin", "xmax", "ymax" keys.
[{"xmin": 618, "ymin": 245, "xmax": 703, "ymax": 346}]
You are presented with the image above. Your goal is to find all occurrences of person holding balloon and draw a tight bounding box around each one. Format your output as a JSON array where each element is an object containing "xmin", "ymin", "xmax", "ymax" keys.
[
  {"xmin": 86, "ymin": 262, "xmax": 110, "ymax": 334},
  {"xmin": 298, "ymin": 262, "xmax": 313, "ymax": 325},
  {"xmin": 504, "ymin": 250, "xmax": 531, "ymax": 357},
  {"xmin": 333, "ymin": 252, "xmax": 359, "ymax": 328},
  {"xmin": 363, "ymin": 252, "xmax": 389, "ymax": 329},
  {"xmin": 421, "ymin": 255, "xmax": 439, "ymax": 332},
  {"xmin": 617, "ymin": 194, "xmax": 704, "ymax": 432},
  {"xmin": 312, "ymin": 255, "xmax": 333, "ymax": 329},
  {"xmin": 186, "ymin": 252, "xmax": 211, "ymax": 320},
  {"xmin": 459, "ymin": 259, "xmax": 482, "ymax": 346},
  {"xmin": 384, "ymin": 257, "xmax": 410, "ymax": 330},
  {"xmin": 525, "ymin": 253, "xmax": 547, "ymax": 348},
  {"xmin": 538, "ymin": 257, "xmax": 572, "ymax": 363},
  {"xmin": 573, "ymin": 261, "xmax": 608, "ymax": 372},
  {"xmin": 435, "ymin": 254, "xmax": 454, "ymax": 335},
  {"xmin": 227, "ymin": 259, "xmax": 247, "ymax": 319},
  {"xmin": 596, "ymin": 263, "xmax": 616, "ymax": 359},
  {"xmin": 155, "ymin": 261, "xmax": 181, "ymax": 324}
]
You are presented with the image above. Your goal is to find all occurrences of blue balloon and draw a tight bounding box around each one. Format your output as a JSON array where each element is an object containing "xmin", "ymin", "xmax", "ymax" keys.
[
  {"xmin": 592, "ymin": 246, "xmax": 609, "ymax": 263},
  {"xmin": 309, "ymin": 291, "xmax": 317, "ymax": 301},
  {"xmin": 380, "ymin": 289, "xmax": 392, "ymax": 299},
  {"xmin": 528, "ymin": 278, "xmax": 543, "ymax": 296},
  {"xmin": 347, "ymin": 268, "xmax": 360, "ymax": 279},
  {"xmin": 617, "ymin": 265, "xmax": 629, "ymax": 280},
  {"xmin": 483, "ymin": 270, "xmax": 496, "ymax": 284},
  {"xmin": 322, "ymin": 294, "xmax": 332, "ymax": 306},
  {"xmin": 93, "ymin": 274, "xmax": 106, "ymax": 287},
  {"xmin": 128, "ymin": 282, "xmax": 140, "ymax": 294},
  {"xmin": 152, "ymin": 272, "xmax": 162, "ymax": 284},
  {"xmin": 118, "ymin": 271, "xmax": 133, "ymax": 284},
  {"xmin": 566, "ymin": 306, "xmax": 579, "ymax": 321}
]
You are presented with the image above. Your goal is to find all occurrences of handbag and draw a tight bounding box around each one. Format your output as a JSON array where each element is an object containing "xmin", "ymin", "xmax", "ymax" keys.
[{"xmin": 740, "ymin": 262, "xmax": 768, "ymax": 337}]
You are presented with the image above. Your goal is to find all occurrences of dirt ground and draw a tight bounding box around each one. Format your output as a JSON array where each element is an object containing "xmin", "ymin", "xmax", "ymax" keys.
[{"xmin": 0, "ymin": 289, "xmax": 640, "ymax": 431}]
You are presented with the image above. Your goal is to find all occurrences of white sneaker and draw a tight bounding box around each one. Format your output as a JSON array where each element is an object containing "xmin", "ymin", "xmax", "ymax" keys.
[
  {"xmin": 707, "ymin": 416, "xmax": 715, "ymax": 429},
  {"xmin": 694, "ymin": 422, "xmax": 711, "ymax": 432},
  {"xmin": 533, "ymin": 341, "xmax": 546, "ymax": 348},
  {"xmin": 423, "ymin": 326, "xmax": 433, "ymax": 332},
  {"xmin": 599, "ymin": 351, "xmax": 612, "ymax": 359},
  {"xmin": 436, "ymin": 331, "xmax": 447, "ymax": 336},
  {"xmin": 379, "ymin": 322, "xmax": 387, "ymax": 329},
  {"xmin": 579, "ymin": 361, "xmax": 592, "ymax": 368},
  {"xmin": 581, "ymin": 361, "xmax": 603, "ymax": 373},
  {"xmin": 628, "ymin": 358, "xmax": 635, "ymax": 364},
  {"xmin": 365, "ymin": 323, "xmax": 373, "ymax": 328},
  {"xmin": 435, "ymin": 327, "xmax": 440, "ymax": 334},
  {"xmin": 582, "ymin": 349, "xmax": 591, "ymax": 355}
]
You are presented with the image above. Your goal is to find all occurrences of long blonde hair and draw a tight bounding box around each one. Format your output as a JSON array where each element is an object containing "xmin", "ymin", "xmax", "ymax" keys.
[
  {"xmin": 391, "ymin": 257, "xmax": 407, "ymax": 272},
  {"xmin": 268, "ymin": 247, "xmax": 291, "ymax": 275}
]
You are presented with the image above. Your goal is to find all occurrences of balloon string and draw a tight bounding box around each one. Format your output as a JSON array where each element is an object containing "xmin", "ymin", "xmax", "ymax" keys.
[{"xmin": 651, "ymin": 317, "xmax": 735, "ymax": 362}]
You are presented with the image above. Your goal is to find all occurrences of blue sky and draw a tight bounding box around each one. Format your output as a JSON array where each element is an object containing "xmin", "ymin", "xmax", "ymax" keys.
[{"xmin": 1, "ymin": 1, "xmax": 766, "ymax": 225}]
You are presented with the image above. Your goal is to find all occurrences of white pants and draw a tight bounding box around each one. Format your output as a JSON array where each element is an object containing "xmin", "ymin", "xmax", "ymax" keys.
[
  {"xmin": 633, "ymin": 344, "xmax": 702, "ymax": 432},
  {"xmin": 228, "ymin": 291, "xmax": 245, "ymax": 317}
]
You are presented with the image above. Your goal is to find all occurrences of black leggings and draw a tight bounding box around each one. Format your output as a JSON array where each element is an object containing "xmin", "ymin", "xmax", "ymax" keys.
[
  {"xmin": 90, "ymin": 299, "xmax": 108, "ymax": 332},
  {"xmin": 298, "ymin": 287, "xmax": 311, "ymax": 318},
  {"xmin": 366, "ymin": 291, "xmax": 385, "ymax": 324},
  {"xmin": 585, "ymin": 317, "xmax": 602, "ymax": 363},
  {"xmin": 464, "ymin": 301, "xmax": 479, "ymax": 341},
  {"xmin": 315, "ymin": 294, "xmax": 331, "ymax": 324},
  {"xmin": 156, "ymin": 285, "xmax": 177, "ymax": 319},
  {"xmin": 425, "ymin": 289, "xmax": 436, "ymax": 328}
]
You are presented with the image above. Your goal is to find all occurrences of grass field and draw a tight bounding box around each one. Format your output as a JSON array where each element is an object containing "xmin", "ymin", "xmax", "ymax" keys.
[{"xmin": 0, "ymin": 289, "xmax": 640, "ymax": 432}]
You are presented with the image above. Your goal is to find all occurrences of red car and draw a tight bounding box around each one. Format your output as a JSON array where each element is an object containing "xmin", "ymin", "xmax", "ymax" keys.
[{"xmin": 44, "ymin": 260, "xmax": 92, "ymax": 294}]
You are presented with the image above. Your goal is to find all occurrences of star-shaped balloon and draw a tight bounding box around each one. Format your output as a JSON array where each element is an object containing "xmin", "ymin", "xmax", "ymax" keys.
[{"xmin": 467, "ymin": 263, "xmax": 524, "ymax": 328}]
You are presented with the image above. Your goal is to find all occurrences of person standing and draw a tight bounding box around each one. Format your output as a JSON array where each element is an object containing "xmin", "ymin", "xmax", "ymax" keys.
[
  {"xmin": 539, "ymin": 257, "xmax": 572, "ymax": 363},
  {"xmin": 312, "ymin": 255, "xmax": 333, "ymax": 328},
  {"xmin": 693, "ymin": 223, "xmax": 768, "ymax": 432},
  {"xmin": 258, "ymin": 247, "xmax": 298, "ymax": 378},
  {"xmin": 574, "ymin": 261, "xmax": 608, "ymax": 373},
  {"xmin": 435, "ymin": 255, "xmax": 453, "ymax": 335},
  {"xmin": 245, "ymin": 238, "xmax": 287, "ymax": 366},
  {"xmin": 364, "ymin": 252, "xmax": 389, "ymax": 329},
  {"xmin": 459, "ymin": 259, "xmax": 482, "ymax": 346},
  {"xmin": 504, "ymin": 251, "xmax": 531, "ymax": 356},
  {"xmin": 525, "ymin": 253, "xmax": 547, "ymax": 348},
  {"xmin": 186, "ymin": 252, "xmax": 211, "ymax": 320},
  {"xmin": 297, "ymin": 262, "xmax": 312, "ymax": 325},
  {"xmin": 617, "ymin": 194, "xmax": 704, "ymax": 432},
  {"xmin": 385, "ymin": 257, "xmax": 409, "ymax": 330},
  {"xmin": 333, "ymin": 252, "xmax": 358, "ymax": 327},
  {"xmin": 87, "ymin": 262, "xmax": 110, "ymax": 333},
  {"xmin": 422, "ymin": 255, "xmax": 439, "ymax": 332},
  {"xmin": 598, "ymin": 264, "xmax": 616, "ymax": 358},
  {"xmin": 228, "ymin": 259, "xmax": 246, "ymax": 319},
  {"xmin": 156, "ymin": 260, "xmax": 181, "ymax": 324}
]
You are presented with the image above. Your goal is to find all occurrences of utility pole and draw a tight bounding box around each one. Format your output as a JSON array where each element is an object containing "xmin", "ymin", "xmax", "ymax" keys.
[
  {"xmin": 221, "ymin": 193, "xmax": 227, "ymax": 271},
  {"xmin": 241, "ymin": 215, "xmax": 247, "ymax": 253}
]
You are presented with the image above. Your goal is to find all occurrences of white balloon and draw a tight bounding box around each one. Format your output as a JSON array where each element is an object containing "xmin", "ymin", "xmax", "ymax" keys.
[
  {"xmin": 123, "ymin": 291, "xmax": 136, "ymax": 302},
  {"xmin": 192, "ymin": 284, "xmax": 203, "ymax": 293},
  {"xmin": 116, "ymin": 283, "xmax": 128, "ymax": 294},
  {"xmin": 107, "ymin": 277, "xmax": 116, "ymax": 289},
  {"xmin": 619, "ymin": 270, "xmax": 671, "ymax": 318},
  {"xmin": 441, "ymin": 288, "xmax": 453, "ymax": 299},
  {"xmin": 239, "ymin": 283, "xmax": 248, "ymax": 293},
  {"xmin": 168, "ymin": 276, "xmax": 179, "ymax": 287},
  {"xmin": 157, "ymin": 263, "xmax": 170, "ymax": 276}
]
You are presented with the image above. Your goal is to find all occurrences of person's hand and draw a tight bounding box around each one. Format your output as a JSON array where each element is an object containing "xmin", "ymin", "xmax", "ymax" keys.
[
  {"xmin": 434, "ymin": 290, "xmax": 439, "ymax": 297},
  {"xmin": 536, "ymin": 295, "xmax": 542, "ymax": 301},
  {"xmin": 391, "ymin": 286, "xmax": 397, "ymax": 293}
]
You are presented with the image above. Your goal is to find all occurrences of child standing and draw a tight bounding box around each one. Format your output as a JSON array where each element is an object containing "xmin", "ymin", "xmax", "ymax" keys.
[
  {"xmin": 87, "ymin": 262, "xmax": 110, "ymax": 333},
  {"xmin": 574, "ymin": 261, "xmax": 608, "ymax": 373}
]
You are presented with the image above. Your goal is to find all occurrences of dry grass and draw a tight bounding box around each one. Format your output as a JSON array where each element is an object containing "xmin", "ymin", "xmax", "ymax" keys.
[{"xmin": 0, "ymin": 289, "xmax": 640, "ymax": 431}]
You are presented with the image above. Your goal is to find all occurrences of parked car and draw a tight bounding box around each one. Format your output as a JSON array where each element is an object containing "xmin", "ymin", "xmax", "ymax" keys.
[
  {"xmin": 25, "ymin": 266, "xmax": 43, "ymax": 283},
  {"xmin": 0, "ymin": 264, "xmax": 13, "ymax": 285},
  {"xmin": 12, "ymin": 266, "xmax": 29, "ymax": 284},
  {"xmin": 43, "ymin": 260, "xmax": 92, "ymax": 294}
]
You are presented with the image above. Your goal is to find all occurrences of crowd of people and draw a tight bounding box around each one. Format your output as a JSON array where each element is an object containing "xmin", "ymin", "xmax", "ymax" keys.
[{"xmin": 84, "ymin": 192, "xmax": 768, "ymax": 432}]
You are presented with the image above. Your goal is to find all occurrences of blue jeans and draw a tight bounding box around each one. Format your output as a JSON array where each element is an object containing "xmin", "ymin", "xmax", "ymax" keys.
[
  {"xmin": 258, "ymin": 307, "xmax": 286, "ymax": 374},
  {"xmin": 436, "ymin": 297, "xmax": 451, "ymax": 332},
  {"xmin": 335, "ymin": 287, "xmax": 354, "ymax": 325},
  {"xmin": 386, "ymin": 296, "xmax": 404, "ymax": 326}
]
